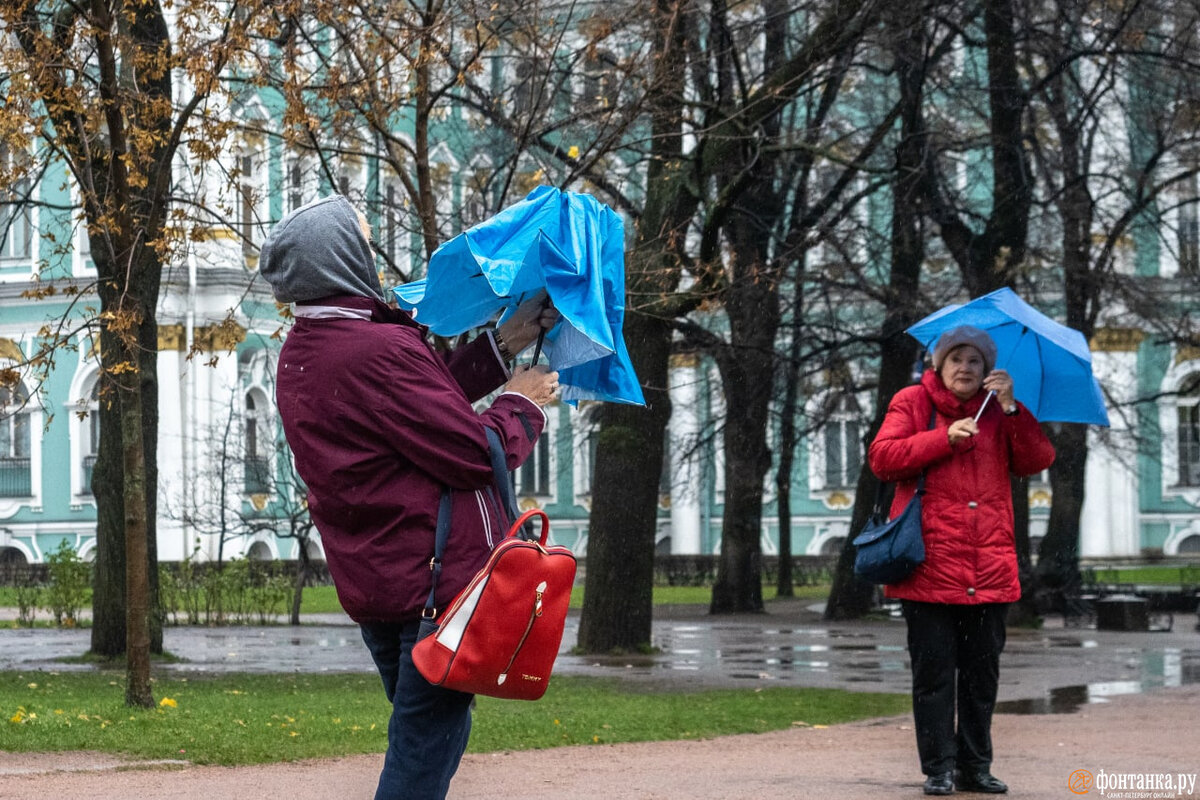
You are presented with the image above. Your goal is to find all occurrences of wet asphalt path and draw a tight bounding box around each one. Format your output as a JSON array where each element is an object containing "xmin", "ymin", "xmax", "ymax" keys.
[{"xmin": 2, "ymin": 600, "xmax": 1197, "ymax": 710}]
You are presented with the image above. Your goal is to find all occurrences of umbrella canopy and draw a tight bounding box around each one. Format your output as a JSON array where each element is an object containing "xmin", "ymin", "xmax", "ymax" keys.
[
  {"xmin": 394, "ymin": 186, "xmax": 644, "ymax": 406},
  {"xmin": 906, "ymin": 288, "xmax": 1109, "ymax": 426}
]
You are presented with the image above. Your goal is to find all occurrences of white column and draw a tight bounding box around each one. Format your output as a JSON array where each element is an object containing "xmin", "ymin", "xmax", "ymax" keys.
[
  {"xmin": 668, "ymin": 354, "xmax": 702, "ymax": 554},
  {"xmin": 155, "ymin": 345, "xmax": 187, "ymax": 561},
  {"xmin": 1080, "ymin": 346, "xmax": 1139, "ymax": 557}
]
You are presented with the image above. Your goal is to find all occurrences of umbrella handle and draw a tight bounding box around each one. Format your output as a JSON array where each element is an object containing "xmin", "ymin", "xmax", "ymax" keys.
[
  {"xmin": 530, "ymin": 328, "xmax": 547, "ymax": 365},
  {"xmin": 973, "ymin": 390, "xmax": 995, "ymax": 423}
]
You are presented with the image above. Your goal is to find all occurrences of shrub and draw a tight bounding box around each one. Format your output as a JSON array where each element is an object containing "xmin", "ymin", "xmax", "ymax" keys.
[{"xmin": 43, "ymin": 541, "xmax": 90, "ymax": 627}]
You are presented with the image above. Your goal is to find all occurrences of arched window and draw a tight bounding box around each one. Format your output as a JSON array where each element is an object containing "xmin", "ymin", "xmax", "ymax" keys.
[
  {"xmin": 1178, "ymin": 373, "xmax": 1200, "ymax": 487},
  {"xmin": 823, "ymin": 394, "xmax": 864, "ymax": 489},
  {"xmin": 81, "ymin": 380, "xmax": 100, "ymax": 495},
  {"xmin": 243, "ymin": 391, "xmax": 270, "ymax": 493},
  {"xmin": 0, "ymin": 383, "xmax": 32, "ymax": 497}
]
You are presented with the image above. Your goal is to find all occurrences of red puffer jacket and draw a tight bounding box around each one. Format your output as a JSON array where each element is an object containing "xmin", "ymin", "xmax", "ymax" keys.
[{"xmin": 868, "ymin": 370, "xmax": 1055, "ymax": 605}]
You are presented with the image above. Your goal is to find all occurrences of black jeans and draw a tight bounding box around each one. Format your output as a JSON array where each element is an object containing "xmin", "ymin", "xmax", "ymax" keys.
[{"xmin": 901, "ymin": 600, "xmax": 1008, "ymax": 776}]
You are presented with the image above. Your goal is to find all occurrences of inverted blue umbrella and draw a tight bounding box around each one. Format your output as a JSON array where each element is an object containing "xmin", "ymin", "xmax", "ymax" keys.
[
  {"xmin": 394, "ymin": 185, "xmax": 644, "ymax": 406},
  {"xmin": 906, "ymin": 288, "xmax": 1109, "ymax": 426}
]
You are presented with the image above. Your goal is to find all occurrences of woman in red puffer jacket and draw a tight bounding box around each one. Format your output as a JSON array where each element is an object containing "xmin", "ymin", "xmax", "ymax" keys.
[{"xmin": 869, "ymin": 325, "xmax": 1055, "ymax": 797}]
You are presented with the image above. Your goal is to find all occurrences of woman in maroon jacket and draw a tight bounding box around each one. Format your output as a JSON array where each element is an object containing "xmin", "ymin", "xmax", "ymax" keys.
[
  {"xmin": 260, "ymin": 196, "xmax": 559, "ymax": 800},
  {"xmin": 869, "ymin": 325, "xmax": 1055, "ymax": 796}
]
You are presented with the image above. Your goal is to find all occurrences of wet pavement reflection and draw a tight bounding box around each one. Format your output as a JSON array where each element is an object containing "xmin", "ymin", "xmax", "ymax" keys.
[{"xmin": 2, "ymin": 603, "xmax": 1196, "ymax": 713}]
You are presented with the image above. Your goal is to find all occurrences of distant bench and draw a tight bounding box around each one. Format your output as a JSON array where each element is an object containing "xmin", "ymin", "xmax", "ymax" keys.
[{"xmin": 1069, "ymin": 564, "xmax": 1200, "ymax": 631}]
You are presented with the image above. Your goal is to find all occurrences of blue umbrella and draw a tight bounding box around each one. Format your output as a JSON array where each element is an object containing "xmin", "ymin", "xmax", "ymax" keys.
[
  {"xmin": 394, "ymin": 186, "xmax": 645, "ymax": 406},
  {"xmin": 906, "ymin": 287, "xmax": 1109, "ymax": 426}
]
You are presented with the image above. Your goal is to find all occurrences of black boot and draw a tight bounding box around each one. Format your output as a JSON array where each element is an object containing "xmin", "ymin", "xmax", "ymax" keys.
[
  {"xmin": 955, "ymin": 769, "xmax": 1007, "ymax": 794},
  {"xmin": 924, "ymin": 772, "xmax": 955, "ymax": 795}
]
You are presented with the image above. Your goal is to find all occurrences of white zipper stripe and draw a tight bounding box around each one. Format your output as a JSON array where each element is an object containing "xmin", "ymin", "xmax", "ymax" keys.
[{"xmin": 475, "ymin": 489, "xmax": 494, "ymax": 548}]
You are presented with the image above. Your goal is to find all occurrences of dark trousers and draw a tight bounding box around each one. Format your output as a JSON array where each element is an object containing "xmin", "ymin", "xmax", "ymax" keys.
[
  {"xmin": 359, "ymin": 621, "xmax": 474, "ymax": 800},
  {"xmin": 901, "ymin": 600, "xmax": 1008, "ymax": 776}
]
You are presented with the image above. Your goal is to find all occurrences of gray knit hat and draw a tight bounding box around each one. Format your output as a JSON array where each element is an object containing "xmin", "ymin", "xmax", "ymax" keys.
[{"xmin": 931, "ymin": 325, "xmax": 997, "ymax": 373}]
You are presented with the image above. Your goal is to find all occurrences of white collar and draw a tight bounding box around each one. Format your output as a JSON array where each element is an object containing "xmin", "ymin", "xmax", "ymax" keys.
[{"xmin": 293, "ymin": 304, "xmax": 372, "ymax": 320}]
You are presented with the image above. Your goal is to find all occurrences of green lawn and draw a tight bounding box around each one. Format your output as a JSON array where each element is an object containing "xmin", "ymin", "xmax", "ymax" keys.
[
  {"xmin": 1088, "ymin": 565, "xmax": 1198, "ymax": 585},
  {"xmin": 0, "ymin": 582, "xmax": 832, "ymax": 617},
  {"xmin": 0, "ymin": 671, "xmax": 908, "ymax": 765}
]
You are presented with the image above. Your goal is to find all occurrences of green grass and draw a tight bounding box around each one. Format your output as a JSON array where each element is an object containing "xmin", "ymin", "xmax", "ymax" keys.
[
  {"xmin": 0, "ymin": 671, "xmax": 908, "ymax": 765},
  {"xmin": 272, "ymin": 583, "xmax": 833, "ymax": 615},
  {"xmin": 296, "ymin": 584, "xmax": 346, "ymax": 614},
  {"xmin": 571, "ymin": 583, "xmax": 831, "ymax": 609},
  {"xmin": 1088, "ymin": 565, "xmax": 1197, "ymax": 585}
]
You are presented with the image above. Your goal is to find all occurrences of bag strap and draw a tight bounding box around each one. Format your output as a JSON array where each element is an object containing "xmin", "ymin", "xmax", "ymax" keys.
[
  {"xmin": 423, "ymin": 426, "xmax": 522, "ymax": 621},
  {"xmin": 872, "ymin": 404, "xmax": 938, "ymax": 514},
  {"xmin": 422, "ymin": 490, "xmax": 454, "ymax": 623},
  {"xmin": 484, "ymin": 426, "xmax": 519, "ymax": 527}
]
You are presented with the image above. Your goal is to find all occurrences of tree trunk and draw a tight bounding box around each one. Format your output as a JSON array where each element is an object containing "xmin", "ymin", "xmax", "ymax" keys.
[
  {"xmin": 709, "ymin": 347, "xmax": 774, "ymax": 614},
  {"xmin": 91, "ymin": 358, "xmax": 127, "ymax": 657},
  {"xmin": 1037, "ymin": 423, "xmax": 1088, "ymax": 596},
  {"xmin": 120, "ymin": 336, "xmax": 154, "ymax": 708},
  {"xmin": 578, "ymin": 310, "xmax": 673, "ymax": 652},
  {"xmin": 710, "ymin": 260, "xmax": 780, "ymax": 614},
  {"xmin": 291, "ymin": 543, "xmax": 311, "ymax": 626},
  {"xmin": 826, "ymin": 0, "xmax": 927, "ymax": 619},
  {"xmin": 1008, "ymin": 474, "xmax": 1040, "ymax": 626},
  {"xmin": 576, "ymin": 0, "xmax": 689, "ymax": 654}
]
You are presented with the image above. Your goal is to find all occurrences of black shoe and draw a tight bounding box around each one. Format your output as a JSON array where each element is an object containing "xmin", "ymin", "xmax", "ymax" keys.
[
  {"xmin": 924, "ymin": 772, "xmax": 955, "ymax": 795},
  {"xmin": 954, "ymin": 770, "xmax": 1007, "ymax": 794}
]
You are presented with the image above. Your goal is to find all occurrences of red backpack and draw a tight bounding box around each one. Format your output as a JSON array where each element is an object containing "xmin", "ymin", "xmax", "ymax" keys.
[
  {"xmin": 413, "ymin": 508, "xmax": 575, "ymax": 700},
  {"xmin": 411, "ymin": 428, "xmax": 576, "ymax": 700}
]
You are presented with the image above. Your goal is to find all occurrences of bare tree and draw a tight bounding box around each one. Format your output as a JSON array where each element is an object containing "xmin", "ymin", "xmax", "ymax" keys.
[{"xmin": 0, "ymin": 0, "xmax": 264, "ymax": 705}]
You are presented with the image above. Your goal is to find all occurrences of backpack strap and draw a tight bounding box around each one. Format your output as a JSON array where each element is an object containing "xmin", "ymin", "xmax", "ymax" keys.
[{"xmin": 422, "ymin": 426, "xmax": 525, "ymax": 627}]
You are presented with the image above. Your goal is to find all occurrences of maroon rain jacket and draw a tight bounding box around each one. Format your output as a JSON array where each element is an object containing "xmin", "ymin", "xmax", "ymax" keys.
[{"xmin": 275, "ymin": 294, "xmax": 544, "ymax": 623}]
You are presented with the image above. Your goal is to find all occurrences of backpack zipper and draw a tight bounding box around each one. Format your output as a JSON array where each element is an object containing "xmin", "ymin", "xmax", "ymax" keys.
[{"xmin": 497, "ymin": 580, "xmax": 547, "ymax": 686}]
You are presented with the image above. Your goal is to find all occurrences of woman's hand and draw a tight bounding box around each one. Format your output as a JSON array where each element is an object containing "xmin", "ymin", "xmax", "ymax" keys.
[
  {"xmin": 982, "ymin": 369, "xmax": 1015, "ymax": 410},
  {"xmin": 947, "ymin": 417, "xmax": 978, "ymax": 445},
  {"xmin": 505, "ymin": 364, "xmax": 560, "ymax": 407},
  {"xmin": 497, "ymin": 290, "xmax": 559, "ymax": 354}
]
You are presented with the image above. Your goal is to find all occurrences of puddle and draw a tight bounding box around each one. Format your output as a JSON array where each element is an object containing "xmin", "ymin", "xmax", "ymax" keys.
[{"xmin": 997, "ymin": 650, "xmax": 1200, "ymax": 714}]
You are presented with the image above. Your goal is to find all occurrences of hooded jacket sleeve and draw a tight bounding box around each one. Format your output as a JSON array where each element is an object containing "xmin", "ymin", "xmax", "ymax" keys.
[
  {"xmin": 868, "ymin": 387, "xmax": 953, "ymax": 482},
  {"xmin": 366, "ymin": 327, "xmax": 544, "ymax": 491}
]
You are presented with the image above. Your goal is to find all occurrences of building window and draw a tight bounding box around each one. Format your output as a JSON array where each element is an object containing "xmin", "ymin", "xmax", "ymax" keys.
[
  {"xmin": 581, "ymin": 50, "xmax": 620, "ymax": 109},
  {"xmin": 288, "ymin": 158, "xmax": 304, "ymax": 213},
  {"xmin": 1178, "ymin": 373, "xmax": 1200, "ymax": 487},
  {"xmin": 81, "ymin": 381, "xmax": 100, "ymax": 495},
  {"xmin": 238, "ymin": 152, "xmax": 263, "ymax": 256},
  {"xmin": 513, "ymin": 58, "xmax": 543, "ymax": 118},
  {"xmin": 1, "ymin": 144, "xmax": 33, "ymax": 262},
  {"xmin": 573, "ymin": 405, "xmax": 601, "ymax": 498},
  {"xmin": 243, "ymin": 392, "xmax": 270, "ymax": 493},
  {"xmin": 518, "ymin": 430, "xmax": 552, "ymax": 497},
  {"xmin": 0, "ymin": 383, "xmax": 32, "ymax": 498},
  {"xmin": 823, "ymin": 395, "xmax": 864, "ymax": 489},
  {"xmin": 1180, "ymin": 162, "xmax": 1199, "ymax": 275}
]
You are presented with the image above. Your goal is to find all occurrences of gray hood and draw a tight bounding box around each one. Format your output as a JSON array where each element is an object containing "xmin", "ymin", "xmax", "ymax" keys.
[{"xmin": 259, "ymin": 195, "xmax": 387, "ymax": 304}]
